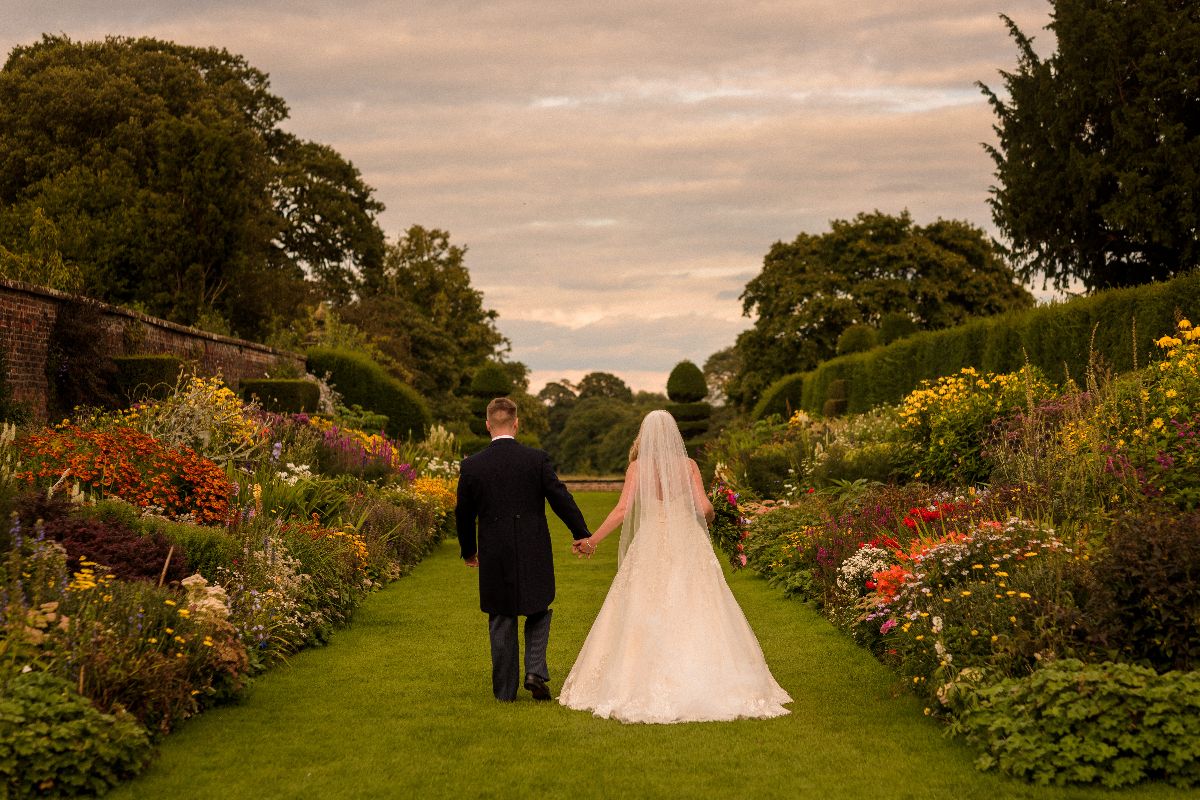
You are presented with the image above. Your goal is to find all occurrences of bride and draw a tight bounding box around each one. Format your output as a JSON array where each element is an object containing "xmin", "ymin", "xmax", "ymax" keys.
[{"xmin": 558, "ymin": 410, "xmax": 791, "ymax": 723}]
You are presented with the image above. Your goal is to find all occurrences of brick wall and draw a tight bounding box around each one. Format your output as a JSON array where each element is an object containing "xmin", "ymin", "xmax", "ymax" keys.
[{"xmin": 0, "ymin": 279, "xmax": 306, "ymax": 419}]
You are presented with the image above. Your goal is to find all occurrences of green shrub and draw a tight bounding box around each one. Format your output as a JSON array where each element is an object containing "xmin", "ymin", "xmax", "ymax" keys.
[
  {"xmin": 744, "ymin": 441, "xmax": 796, "ymax": 498},
  {"xmin": 469, "ymin": 362, "xmax": 513, "ymax": 397},
  {"xmin": 333, "ymin": 403, "xmax": 389, "ymax": 433},
  {"xmin": 1085, "ymin": 510, "xmax": 1200, "ymax": 671},
  {"xmin": 880, "ymin": 312, "xmax": 919, "ymax": 344},
  {"xmin": 82, "ymin": 499, "xmax": 237, "ymax": 581},
  {"xmin": 111, "ymin": 354, "xmax": 184, "ymax": 403},
  {"xmin": 808, "ymin": 408, "xmax": 916, "ymax": 485},
  {"xmin": 307, "ymin": 347, "xmax": 430, "ymax": 439},
  {"xmin": 467, "ymin": 363, "xmax": 513, "ymax": 435},
  {"xmin": 771, "ymin": 268, "xmax": 1200, "ymax": 416},
  {"xmin": 836, "ymin": 324, "xmax": 878, "ymax": 356},
  {"xmin": 752, "ymin": 373, "xmax": 805, "ymax": 420},
  {"xmin": 666, "ymin": 401, "xmax": 711, "ymax": 421},
  {"xmin": 0, "ymin": 670, "xmax": 153, "ymax": 798},
  {"xmin": 947, "ymin": 660, "xmax": 1200, "ymax": 788},
  {"xmin": 668, "ymin": 399, "xmax": 711, "ymax": 440},
  {"xmin": 240, "ymin": 378, "xmax": 320, "ymax": 413},
  {"xmin": 139, "ymin": 516, "xmax": 239, "ymax": 582},
  {"xmin": 675, "ymin": 419, "xmax": 710, "ymax": 437},
  {"xmin": 666, "ymin": 360, "xmax": 708, "ymax": 402},
  {"xmin": 822, "ymin": 378, "xmax": 849, "ymax": 418}
]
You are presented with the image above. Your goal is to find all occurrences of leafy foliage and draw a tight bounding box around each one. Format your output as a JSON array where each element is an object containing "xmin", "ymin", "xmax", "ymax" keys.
[
  {"xmin": 948, "ymin": 659, "xmax": 1200, "ymax": 788},
  {"xmin": 730, "ymin": 211, "xmax": 1033, "ymax": 406},
  {"xmin": 344, "ymin": 225, "xmax": 507, "ymax": 419},
  {"xmin": 239, "ymin": 379, "xmax": 320, "ymax": 414},
  {"xmin": 307, "ymin": 346, "xmax": 430, "ymax": 439},
  {"xmin": 0, "ymin": 670, "xmax": 152, "ymax": 798},
  {"xmin": 0, "ymin": 35, "xmax": 384, "ymax": 336},
  {"xmin": 666, "ymin": 360, "xmax": 707, "ymax": 402},
  {"xmin": 1085, "ymin": 510, "xmax": 1200, "ymax": 672},
  {"xmin": 762, "ymin": 267, "xmax": 1200, "ymax": 418},
  {"xmin": 981, "ymin": 4, "xmax": 1200, "ymax": 291},
  {"xmin": 836, "ymin": 324, "xmax": 878, "ymax": 356}
]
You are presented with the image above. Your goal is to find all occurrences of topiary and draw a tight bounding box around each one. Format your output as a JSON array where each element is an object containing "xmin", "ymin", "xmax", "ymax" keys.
[
  {"xmin": 666, "ymin": 360, "xmax": 708, "ymax": 402},
  {"xmin": 879, "ymin": 312, "xmax": 919, "ymax": 344},
  {"xmin": 469, "ymin": 363, "xmax": 514, "ymax": 397},
  {"xmin": 307, "ymin": 347, "xmax": 431, "ymax": 439},
  {"xmin": 835, "ymin": 324, "xmax": 878, "ymax": 356},
  {"xmin": 240, "ymin": 378, "xmax": 320, "ymax": 413},
  {"xmin": 822, "ymin": 378, "xmax": 849, "ymax": 418},
  {"xmin": 0, "ymin": 670, "xmax": 153, "ymax": 798},
  {"xmin": 467, "ymin": 363, "xmax": 514, "ymax": 435}
]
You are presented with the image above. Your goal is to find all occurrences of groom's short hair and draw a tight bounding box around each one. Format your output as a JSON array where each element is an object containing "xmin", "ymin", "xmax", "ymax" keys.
[{"xmin": 486, "ymin": 397, "xmax": 518, "ymax": 428}]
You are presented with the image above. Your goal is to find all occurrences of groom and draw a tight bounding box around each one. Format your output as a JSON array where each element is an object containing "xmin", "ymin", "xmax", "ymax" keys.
[{"xmin": 456, "ymin": 397, "xmax": 592, "ymax": 702}]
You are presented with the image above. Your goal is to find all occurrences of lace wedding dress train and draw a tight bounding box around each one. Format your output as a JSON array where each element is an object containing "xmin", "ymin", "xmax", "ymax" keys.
[{"xmin": 558, "ymin": 502, "xmax": 792, "ymax": 724}]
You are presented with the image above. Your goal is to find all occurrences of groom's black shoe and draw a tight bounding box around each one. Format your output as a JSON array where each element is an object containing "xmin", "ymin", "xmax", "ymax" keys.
[{"xmin": 524, "ymin": 674, "xmax": 551, "ymax": 701}]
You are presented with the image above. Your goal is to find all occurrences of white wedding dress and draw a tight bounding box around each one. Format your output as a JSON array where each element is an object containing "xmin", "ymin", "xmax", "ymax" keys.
[{"xmin": 558, "ymin": 412, "xmax": 791, "ymax": 724}]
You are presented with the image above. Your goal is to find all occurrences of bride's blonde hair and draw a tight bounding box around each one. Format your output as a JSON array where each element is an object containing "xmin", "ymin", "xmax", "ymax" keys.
[{"xmin": 628, "ymin": 434, "xmax": 640, "ymax": 463}]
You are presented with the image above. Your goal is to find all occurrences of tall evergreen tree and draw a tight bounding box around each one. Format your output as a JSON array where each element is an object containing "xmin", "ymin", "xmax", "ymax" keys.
[{"xmin": 980, "ymin": 2, "xmax": 1200, "ymax": 291}]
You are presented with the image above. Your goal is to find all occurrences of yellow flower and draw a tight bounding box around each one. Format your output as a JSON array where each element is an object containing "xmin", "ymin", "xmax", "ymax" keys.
[
  {"xmin": 915, "ymin": 635, "xmax": 925, "ymax": 641},
  {"xmin": 1019, "ymin": 592, "xmax": 1031, "ymax": 599},
  {"xmin": 164, "ymin": 599, "xmax": 176, "ymax": 607},
  {"xmin": 960, "ymin": 590, "xmax": 972, "ymax": 597},
  {"xmin": 970, "ymin": 629, "xmax": 978, "ymax": 636}
]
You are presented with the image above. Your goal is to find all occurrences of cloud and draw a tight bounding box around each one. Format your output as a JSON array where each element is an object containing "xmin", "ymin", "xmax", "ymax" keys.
[{"xmin": 1, "ymin": 0, "xmax": 1056, "ymax": 393}]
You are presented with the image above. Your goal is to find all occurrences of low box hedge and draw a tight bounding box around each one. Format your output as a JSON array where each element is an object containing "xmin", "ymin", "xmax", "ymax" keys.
[
  {"xmin": 307, "ymin": 347, "xmax": 431, "ymax": 439},
  {"xmin": 240, "ymin": 379, "xmax": 320, "ymax": 414}
]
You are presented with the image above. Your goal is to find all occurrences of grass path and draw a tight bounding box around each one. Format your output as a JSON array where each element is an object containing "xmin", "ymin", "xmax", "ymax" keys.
[{"xmin": 111, "ymin": 494, "xmax": 1187, "ymax": 799}]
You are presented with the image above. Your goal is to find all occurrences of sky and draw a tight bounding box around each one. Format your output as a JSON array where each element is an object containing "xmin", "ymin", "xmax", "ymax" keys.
[{"xmin": 2, "ymin": 0, "xmax": 1056, "ymax": 393}]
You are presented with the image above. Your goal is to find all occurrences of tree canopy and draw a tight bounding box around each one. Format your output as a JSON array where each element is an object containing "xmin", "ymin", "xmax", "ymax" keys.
[
  {"xmin": 980, "ymin": 2, "xmax": 1200, "ymax": 291},
  {"xmin": 728, "ymin": 211, "xmax": 1033, "ymax": 407},
  {"xmin": 0, "ymin": 35, "xmax": 384, "ymax": 335},
  {"xmin": 341, "ymin": 225, "xmax": 508, "ymax": 419}
]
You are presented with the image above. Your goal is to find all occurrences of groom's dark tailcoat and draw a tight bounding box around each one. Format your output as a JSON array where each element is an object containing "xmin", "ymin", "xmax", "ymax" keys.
[{"xmin": 456, "ymin": 438, "xmax": 590, "ymax": 616}]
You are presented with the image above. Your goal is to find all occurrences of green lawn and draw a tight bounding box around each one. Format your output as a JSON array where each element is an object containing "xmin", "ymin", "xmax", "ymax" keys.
[{"xmin": 111, "ymin": 493, "xmax": 1193, "ymax": 799}]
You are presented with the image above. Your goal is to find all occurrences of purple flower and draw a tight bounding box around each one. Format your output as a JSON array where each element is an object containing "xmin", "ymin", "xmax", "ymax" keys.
[{"xmin": 271, "ymin": 441, "xmax": 283, "ymax": 461}]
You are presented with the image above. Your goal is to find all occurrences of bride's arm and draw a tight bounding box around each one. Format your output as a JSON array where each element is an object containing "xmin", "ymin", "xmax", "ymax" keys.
[
  {"xmin": 579, "ymin": 462, "xmax": 637, "ymax": 550},
  {"xmin": 689, "ymin": 459, "xmax": 715, "ymax": 524}
]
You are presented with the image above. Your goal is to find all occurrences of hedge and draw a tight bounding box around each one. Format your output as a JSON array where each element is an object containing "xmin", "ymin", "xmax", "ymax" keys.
[
  {"xmin": 240, "ymin": 379, "xmax": 320, "ymax": 414},
  {"xmin": 752, "ymin": 373, "xmax": 806, "ymax": 420},
  {"xmin": 754, "ymin": 269, "xmax": 1200, "ymax": 418},
  {"xmin": 306, "ymin": 347, "xmax": 431, "ymax": 439},
  {"xmin": 110, "ymin": 355, "xmax": 183, "ymax": 402}
]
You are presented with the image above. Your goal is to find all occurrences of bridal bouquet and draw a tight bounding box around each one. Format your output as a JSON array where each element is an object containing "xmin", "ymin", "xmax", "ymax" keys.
[{"xmin": 708, "ymin": 472, "xmax": 749, "ymax": 569}]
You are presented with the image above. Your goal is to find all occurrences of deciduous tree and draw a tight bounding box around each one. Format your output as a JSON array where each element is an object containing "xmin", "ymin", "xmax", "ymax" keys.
[{"xmin": 728, "ymin": 211, "xmax": 1032, "ymax": 407}]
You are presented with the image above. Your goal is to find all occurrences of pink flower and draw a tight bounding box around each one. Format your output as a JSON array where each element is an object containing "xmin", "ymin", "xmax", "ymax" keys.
[
  {"xmin": 737, "ymin": 554, "xmax": 747, "ymax": 567},
  {"xmin": 880, "ymin": 619, "xmax": 897, "ymax": 634}
]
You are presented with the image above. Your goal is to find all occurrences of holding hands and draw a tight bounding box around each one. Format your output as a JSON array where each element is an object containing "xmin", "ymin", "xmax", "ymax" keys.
[{"xmin": 573, "ymin": 537, "xmax": 597, "ymax": 559}]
